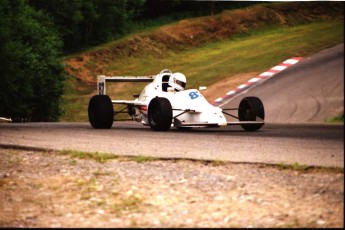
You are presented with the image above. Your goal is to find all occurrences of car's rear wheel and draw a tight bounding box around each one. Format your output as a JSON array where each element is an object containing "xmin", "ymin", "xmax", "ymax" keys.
[
  {"xmin": 238, "ymin": 96, "xmax": 265, "ymax": 131},
  {"xmin": 88, "ymin": 95, "xmax": 114, "ymax": 129},
  {"xmin": 148, "ymin": 97, "xmax": 172, "ymax": 131}
]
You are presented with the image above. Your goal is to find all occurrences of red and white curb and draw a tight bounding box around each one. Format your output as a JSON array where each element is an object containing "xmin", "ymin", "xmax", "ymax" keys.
[{"xmin": 211, "ymin": 57, "xmax": 304, "ymax": 107}]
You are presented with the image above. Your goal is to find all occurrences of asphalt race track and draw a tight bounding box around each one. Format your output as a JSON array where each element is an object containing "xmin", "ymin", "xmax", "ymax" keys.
[
  {"xmin": 221, "ymin": 43, "xmax": 344, "ymax": 124},
  {"xmin": 0, "ymin": 44, "xmax": 344, "ymax": 168},
  {"xmin": 0, "ymin": 122, "xmax": 343, "ymax": 168}
]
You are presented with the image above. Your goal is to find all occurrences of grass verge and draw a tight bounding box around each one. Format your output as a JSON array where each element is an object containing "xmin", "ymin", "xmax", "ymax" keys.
[
  {"xmin": 56, "ymin": 149, "xmax": 343, "ymax": 173},
  {"xmin": 59, "ymin": 149, "xmax": 156, "ymax": 164}
]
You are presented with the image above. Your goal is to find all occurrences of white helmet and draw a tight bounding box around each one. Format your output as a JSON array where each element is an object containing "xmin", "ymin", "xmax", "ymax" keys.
[{"xmin": 168, "ymin": 72, "xmax": 186, "ymax": 91}]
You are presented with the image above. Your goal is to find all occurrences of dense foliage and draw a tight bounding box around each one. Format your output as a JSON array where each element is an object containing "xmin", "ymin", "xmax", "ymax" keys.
[
  {"xmin": 29, "ymin": 0, "xmax": 146, "ymax": 52},
  {"xmin": 0, "ymin": 0, "xmax": 65, "ymax": 121}
]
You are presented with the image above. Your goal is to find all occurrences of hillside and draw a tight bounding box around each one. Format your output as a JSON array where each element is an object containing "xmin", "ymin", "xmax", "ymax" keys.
[{"xmin": 61, "ymin": 1, "xmax": 344, "ymax": 121}]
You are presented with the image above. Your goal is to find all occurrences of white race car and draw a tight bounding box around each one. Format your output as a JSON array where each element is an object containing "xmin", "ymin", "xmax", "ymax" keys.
[{"xmin": 88, "ymin": 69, "xmax": 265, "ymax": 131}]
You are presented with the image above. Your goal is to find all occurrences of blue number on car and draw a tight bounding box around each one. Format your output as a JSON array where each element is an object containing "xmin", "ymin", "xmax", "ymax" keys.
[{"xmin": 189, "ymin": 91, "xmax": 199, "ymax": 100}]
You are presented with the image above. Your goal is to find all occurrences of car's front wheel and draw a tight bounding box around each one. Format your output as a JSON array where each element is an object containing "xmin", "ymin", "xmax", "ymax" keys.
[
  {"xmin": 148, "ymin": 97, "xmax": 172, "ymax": 131},
  {"xmin": 238, "ymin": 96, "xmax": 265, "ymax": 131}
]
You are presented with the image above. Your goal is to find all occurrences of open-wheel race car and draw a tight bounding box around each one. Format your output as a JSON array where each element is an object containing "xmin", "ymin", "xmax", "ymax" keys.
[{"xmin": 88, "ymin": 69, "xmax": 265, "ymax": 131}]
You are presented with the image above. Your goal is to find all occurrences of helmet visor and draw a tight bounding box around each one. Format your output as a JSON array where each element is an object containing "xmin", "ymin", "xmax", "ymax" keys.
[{"xmin": 176, "ymin": 79, "xmax": 186, "ymax": 88}]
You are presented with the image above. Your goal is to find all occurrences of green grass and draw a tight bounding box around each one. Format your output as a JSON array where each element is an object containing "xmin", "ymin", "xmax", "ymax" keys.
[
  {"xmin": 108, "ymin": 21, "xmax": 343, "ymax": 87},
  {"xmin": 324, "ymin": 112, "xmax": 344, "ymax": 124},
  {"xmin": 59, "ymin": 149, "xmax": 120, "ymax": 163},
  {"xmin": 277, "ymin": 162, "xmax": 343, "ymax": 173},
  {"xmin": 60, "ymin": 75, "xmax": 94, "ymax": 121},
  {"xmin": 61, "ymin": 20, "xmax": 343, "ymax": 122},
  {"xmin": 131, "ymin": 155, "xmax": 156, "ymax": 163},
  {"xmin": 59, "ymin": 149, "xmax": 157, "ymax": 164},
  {"xmin": 277, "ymin": 162, "xmax": 311, "ymax": 171},
  {"xmin": 56, "ymin": 149, "xmax": 343, "ymax": 173}
]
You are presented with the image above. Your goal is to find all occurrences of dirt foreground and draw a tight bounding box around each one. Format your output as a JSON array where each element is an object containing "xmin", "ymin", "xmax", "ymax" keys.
[{"xmin": 0, "ymin": 148, "xmax": 343, "ymax": 228}]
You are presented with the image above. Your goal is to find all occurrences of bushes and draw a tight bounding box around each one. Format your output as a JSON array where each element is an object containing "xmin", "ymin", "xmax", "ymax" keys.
[
  {"xmin": 0, "ymin": 0, "xmax": 65, "ymax": 121},
  {"xmin": 29, "ymin": 0, "xmax": 146, "ymax": 53}
]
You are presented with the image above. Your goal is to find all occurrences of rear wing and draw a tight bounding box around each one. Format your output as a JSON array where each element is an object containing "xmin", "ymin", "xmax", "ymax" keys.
[{"xmin": 97, "ymin": 75, "xmax": 155, "ymax": 95}]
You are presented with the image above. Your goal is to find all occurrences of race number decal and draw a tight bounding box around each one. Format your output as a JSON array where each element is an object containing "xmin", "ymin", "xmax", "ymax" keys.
[{"xmin": 189, "ymin": 91, "xmax": 199, "ymax": 100}]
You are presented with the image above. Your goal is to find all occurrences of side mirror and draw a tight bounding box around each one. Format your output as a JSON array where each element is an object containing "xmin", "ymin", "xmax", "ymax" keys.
[{"xmin": 198, "ymin": 86, "xmax": 207, "ymax": 91}]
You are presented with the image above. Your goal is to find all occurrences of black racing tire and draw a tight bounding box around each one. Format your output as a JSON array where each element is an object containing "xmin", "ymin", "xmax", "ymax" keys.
[
  {"xmin": 238, "ymin": 96, "xmax": 265, "ymax": 132},
  {"xmin": 148, "ymin": 97, "xmax": 172, "ymax": 131},
  {"xmin": 88, "ymin": 95, "xmax": 114, "ymax": 129}
]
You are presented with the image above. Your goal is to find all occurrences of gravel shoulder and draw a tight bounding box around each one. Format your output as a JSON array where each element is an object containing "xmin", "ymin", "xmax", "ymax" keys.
[{"xmin": 0, "ymin": 148, "xmax": 343, "ymax": 228}]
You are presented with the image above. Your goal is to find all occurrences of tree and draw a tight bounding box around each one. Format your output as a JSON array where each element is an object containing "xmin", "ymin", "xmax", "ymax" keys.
[
  {"xmin": 29, "ymin": 0, "xmax": 145, "ymax": 52},
  {"xmin": 28, "ymin": 0, "xmax": 84, "ymax": 51},
  {"xmin": 0, "ymin": 0, "xmax": 65, "ymax": 121}
]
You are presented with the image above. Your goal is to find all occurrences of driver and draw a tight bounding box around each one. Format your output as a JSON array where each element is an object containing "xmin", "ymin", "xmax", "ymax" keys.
[{"xmin": 168, "ymin": 72, "xmax": 186, "ymax": 92}]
